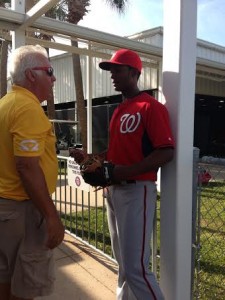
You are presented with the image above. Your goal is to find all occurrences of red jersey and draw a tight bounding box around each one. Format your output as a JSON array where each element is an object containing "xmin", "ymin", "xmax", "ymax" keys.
[{"xmin": 106, "ymin": 92, "xmax": 174, "ymax": 181}]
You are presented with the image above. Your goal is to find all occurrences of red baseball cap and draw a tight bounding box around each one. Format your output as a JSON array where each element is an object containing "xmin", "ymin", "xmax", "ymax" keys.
[{"xmin": 99, "ymin": 49, "xmax": 142, "ymax": 73}]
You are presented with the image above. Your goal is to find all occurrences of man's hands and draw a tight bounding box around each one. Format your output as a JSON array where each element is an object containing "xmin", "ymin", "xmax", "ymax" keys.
[
  {"xmin": 69, "ymin": 148, "xmax": 88, "ymax": 164},
  {"xmin": 69, "ymin": 148, "xmax": 106, "ymax": 166},
  {"xmin": 15, "ymin": 156, "xmax": 65, "ymax": 249},
  {"xmin": 69, "ymin": 149, "xmax": 116, "ymax": 187},
  {"xmin": 45, "ymin": 214, "xmax": 65, "ymax": 249}
]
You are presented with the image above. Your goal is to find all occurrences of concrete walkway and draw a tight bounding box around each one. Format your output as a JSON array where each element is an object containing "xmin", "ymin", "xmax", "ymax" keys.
[{"xmin": 36, "ymin": 233, "xmax": 118, "ymax": 300}]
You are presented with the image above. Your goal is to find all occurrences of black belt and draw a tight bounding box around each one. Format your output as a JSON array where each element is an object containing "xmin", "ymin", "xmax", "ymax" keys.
[{"xmin": 121, "ymin": 180, "xmax": 136, "ymax": 184}]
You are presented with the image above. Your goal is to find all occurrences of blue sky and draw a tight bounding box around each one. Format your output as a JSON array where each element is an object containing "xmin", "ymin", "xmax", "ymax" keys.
[{"xmin": 79, "ymin": 0, "xmax": 225, "ymax": 47}]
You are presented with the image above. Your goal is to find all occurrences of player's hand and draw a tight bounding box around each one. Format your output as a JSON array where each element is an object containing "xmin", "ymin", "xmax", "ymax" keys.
[
  {"xmin": 69, "ymin": 148, "xmax": 87, "ymax": 164},
  {"xmin": 45, "ymin": 216, "xmax": 65, "ymax": 249}
]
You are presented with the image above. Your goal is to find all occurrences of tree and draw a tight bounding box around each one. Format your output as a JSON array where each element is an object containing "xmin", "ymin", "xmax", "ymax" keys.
[
  {"xmin": 25, "ymin": 0, "xmax": 66, "ymax": 120},
  {"xmin": 0, "ymin": 37, "xmax": 9, "ymax": 97},
  {"xmin": 61, "ymin": 0, "xmax": 128, "ymax": 151},
  {"xmin": 0, "ymin": 0, "xmax": 10, "ymax": 98}
]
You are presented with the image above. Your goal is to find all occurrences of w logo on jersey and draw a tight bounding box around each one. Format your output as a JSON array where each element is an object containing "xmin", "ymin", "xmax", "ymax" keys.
[{"xmin": 120, "ymin": 113, "xmax": 141, "ymax": 133}]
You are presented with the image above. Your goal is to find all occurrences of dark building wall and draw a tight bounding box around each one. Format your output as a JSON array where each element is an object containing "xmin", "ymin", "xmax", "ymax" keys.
[
  {"xmin": 194, "ymin": 94, "xmax": 225, "ymax": 157},
  {"xmin": 44, "ymin": 91, "xmax": 225, "ymax": 157}
]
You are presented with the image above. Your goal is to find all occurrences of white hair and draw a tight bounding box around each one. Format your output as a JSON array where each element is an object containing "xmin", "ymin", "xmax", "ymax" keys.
[{"xmin": 9, "ymin": 44, "xmax": 48, "ymax": 85}]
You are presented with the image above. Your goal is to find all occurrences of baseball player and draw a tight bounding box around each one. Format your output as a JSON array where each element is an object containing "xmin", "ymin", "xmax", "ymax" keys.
[{"xmin": 71, "ymin": 49, "xmax": 174, "ymax": 300}]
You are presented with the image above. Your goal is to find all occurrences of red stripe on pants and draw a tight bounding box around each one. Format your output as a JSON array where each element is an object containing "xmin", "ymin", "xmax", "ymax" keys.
[{"xmin": 141, "ymin": 185, "xmax": 157, "ymax": 300}]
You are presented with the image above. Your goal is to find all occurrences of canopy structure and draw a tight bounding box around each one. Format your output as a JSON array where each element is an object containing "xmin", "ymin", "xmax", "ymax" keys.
[
  {"xmin": 0, "ymin": 1, "xmax": 162, "ymax": 60},
  {"xmin": 0, "ymin": 1, "xmax": 201, "ymax": 300},
  {"xmin": 0, "ymin": 2, "xmax": 224, "ymax": 77}
]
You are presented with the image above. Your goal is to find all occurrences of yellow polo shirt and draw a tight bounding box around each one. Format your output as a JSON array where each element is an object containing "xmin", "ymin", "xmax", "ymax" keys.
[{"xmin": 0, "ymin": 85, "xmax": 58, "ymax": 200}]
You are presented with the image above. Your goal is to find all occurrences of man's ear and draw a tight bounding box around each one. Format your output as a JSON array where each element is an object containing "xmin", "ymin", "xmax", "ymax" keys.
[
  {"xmin": 130, "ymin": 68, "xmax": 139, "ymax": 79},
  {"xmin": 25, "ymin": 68, "xmax": 35, "ymax": 82}
]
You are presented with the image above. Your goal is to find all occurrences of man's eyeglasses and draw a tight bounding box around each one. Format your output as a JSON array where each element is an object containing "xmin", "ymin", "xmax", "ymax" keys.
[{"xmin": 32, "ymin": 66, "xmax": 54, "ymax": 77}]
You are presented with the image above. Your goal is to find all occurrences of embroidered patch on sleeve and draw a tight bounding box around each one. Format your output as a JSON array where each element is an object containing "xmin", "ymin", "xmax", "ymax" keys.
[{"xmin": 19, "ymin": 139, "xmax": 39, "ymax": 152}]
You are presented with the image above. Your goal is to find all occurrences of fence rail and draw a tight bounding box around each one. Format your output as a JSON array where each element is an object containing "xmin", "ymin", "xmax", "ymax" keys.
[{"xmin": 53, "ymin": 156, "xmax": 159, "ymax": 269}]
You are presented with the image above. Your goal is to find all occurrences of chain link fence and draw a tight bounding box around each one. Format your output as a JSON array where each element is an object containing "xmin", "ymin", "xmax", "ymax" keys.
[{"xmin": 193, "ymin": 154, "xmax": 225, "ymax": 299}]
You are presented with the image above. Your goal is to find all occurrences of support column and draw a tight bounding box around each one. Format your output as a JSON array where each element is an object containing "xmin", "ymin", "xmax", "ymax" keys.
[
  {"xmin": 11, "ymin": 0, "xmax": 26, "ymax": 49},
  {"xmin": 160, "ymin": 1, "xmax": 197, "ymax": 299},
  {"xmin": 157, "ymin": 61, "xmax": 164, "ymax": 104},
  {"xmin": 87, "ymin": 43, "xmax": 93, "ymax": 153}
]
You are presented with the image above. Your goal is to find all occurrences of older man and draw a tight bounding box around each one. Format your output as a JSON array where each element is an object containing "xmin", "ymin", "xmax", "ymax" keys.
[{"xmin": 0, "ymin": 45, "xmax": 64, "ymax": 300}]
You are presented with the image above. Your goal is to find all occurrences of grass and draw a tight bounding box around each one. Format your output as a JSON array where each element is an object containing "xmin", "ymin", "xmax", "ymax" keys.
[
  {"xmin": 60, "ymin": 183, "xmax": 225, "ymax": 299},
  {"xmin": 193, "ymin": 181, "xmax": 225, "ymax": 299},
  {"xmin": 61, "ymin": 207, "xmax": 112, "ymax": 256},
  {"xmin": 58, "ymin": 159, "xmax": 67, "ymax": 174}
]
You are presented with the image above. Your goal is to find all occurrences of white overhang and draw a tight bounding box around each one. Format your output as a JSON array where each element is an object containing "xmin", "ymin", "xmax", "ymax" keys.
[
  {"xmin": 0, "ymin": 7, "xmax": 162, "ymax": 61},
  {"xmin": 0, "ymin": 7, "xmax": 224, "ymax": 81},
  {"xmin": 19, "ymin": 0, "xmax": 60, "ymax": 30}
]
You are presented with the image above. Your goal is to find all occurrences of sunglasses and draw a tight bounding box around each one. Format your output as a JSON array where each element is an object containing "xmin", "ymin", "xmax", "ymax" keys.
[{"xmin": 32, "ymin": 66, "xmax": 54, "ymax": 77}]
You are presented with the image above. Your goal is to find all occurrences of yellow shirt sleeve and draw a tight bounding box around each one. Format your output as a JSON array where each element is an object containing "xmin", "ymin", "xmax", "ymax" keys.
[{"xmin": 10, "ymin": 103, "xmax": 51, "ymax": 157}]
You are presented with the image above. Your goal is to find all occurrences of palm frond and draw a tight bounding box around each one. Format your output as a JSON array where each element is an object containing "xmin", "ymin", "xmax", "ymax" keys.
[{"xmin": 104, "ymin": 0, "xmax": 129, "ymax": 14}]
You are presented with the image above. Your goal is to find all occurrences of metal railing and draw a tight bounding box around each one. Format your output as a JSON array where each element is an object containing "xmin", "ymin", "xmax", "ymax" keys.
[
  {"xmin": 53, "ymin": 156, "xmax": 115, "ymax": 261},
  {"xmin": 53, "ymin": 155, "xmax": 160, "ymax": 272}
]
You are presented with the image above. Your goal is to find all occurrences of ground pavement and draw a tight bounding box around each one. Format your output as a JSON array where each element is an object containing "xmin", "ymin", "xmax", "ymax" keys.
[{"xmin": 36, "ymin": 233, "xmax": 118, "ymax": 300}]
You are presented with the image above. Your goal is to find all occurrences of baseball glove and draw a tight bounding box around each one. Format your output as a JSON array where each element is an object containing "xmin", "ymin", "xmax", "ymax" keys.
[{"xmin": 80, "ymin": 156, "xmax": 115, "ymax": 188}]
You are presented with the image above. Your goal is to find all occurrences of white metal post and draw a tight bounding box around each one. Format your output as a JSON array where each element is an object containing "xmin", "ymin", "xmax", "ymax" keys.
[
  {"xmin": 160, "ymin": 1, "xmax": 197, "ymax": 300},
  {"xmin": 11, "ymin": 0, "xmax": 25, "ymax": 49},
  {"xmin": 87, "ymin": 43, "xmax": 93, "ymax": 153},
  {"xmin": 157, "ymin": 61, "xmax": 164, "ymax": 104}
]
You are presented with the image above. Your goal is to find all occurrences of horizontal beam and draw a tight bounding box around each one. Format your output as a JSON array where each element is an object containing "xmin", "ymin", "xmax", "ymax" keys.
[
  {"xmin": 19, "ymin": 0, "xmax": 60, "ymax": 30},
  {"xmin": 196, "ymin": 57, "xmax": 225, "ymax": 72},
  {"xmin": 1, "ymin": 7, "xmax": 225, "ymax": 73},
  {"xmin": 0, "ymin": 7, "xmax": 162, "ymax": 59}
]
